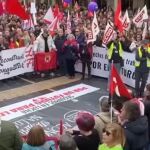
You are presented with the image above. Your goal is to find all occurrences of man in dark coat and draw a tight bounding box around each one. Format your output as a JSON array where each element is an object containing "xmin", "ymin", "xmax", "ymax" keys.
[
  {"xmin": 75, "ymin": 28, "xmax": 92, "ymax": 79},
  {"xmin": 54, "ymin": 28, "xmax": 67, "ymax": 75}
]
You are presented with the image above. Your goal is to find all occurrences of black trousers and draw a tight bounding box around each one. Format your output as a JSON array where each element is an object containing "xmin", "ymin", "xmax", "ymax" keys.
[
  {"xmin": 66, "ymin": 59, "xmax": 75, "ymax": 76},
  {"xmin": 135, "ymin": 70, "xmax": 149, "ymax": 97},
  {"xmin": 81, "ymin": 61, "xmax": 91, "ymax": 79},
  {"xmin": 58, "ymin": 54, "xmax": 67, "ymax": 75}
]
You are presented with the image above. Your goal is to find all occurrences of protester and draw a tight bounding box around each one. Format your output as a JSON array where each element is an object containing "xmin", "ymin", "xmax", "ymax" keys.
[
  {"xmin": 34, "ymin": 26, "xmax": 57, "ymax": 78},
  {"xmin": 94, "ymin": 96, "xmax": 116, "ymax": 139},
  {"xmin": 106, "ymin": 31, "xmax": 125, "ymax": 89},
  {"xmin": 54, "ymin": 28, "xmax": 67, "ymax": 76},
  {"xmin": 119, "ymin": 100, "xmax": 149, "ymax": 150},
  {"xmin": 22, "ymin": 125, "xmax": 56, "ymax": 150},
  {"xmin": 134, "ymin": 40, "xmax": 150, "ymax": 98},
  {"xmin": 59, "ymin": 133, "xmax": 78, "ymax": 150},
  {"xmin": 0, "ymin": 120, "xmax": 23, "ymax": 150},
  {"xmin": 75, "ymin": 28, "xmax": 92, "ymax": 80},
  {"xmin": 98, "ymin": 123, "xmax": 125, "ymax": 150},
  {"xmin": 63, "ymin": 34, "xmax": 79, "ymax": 79},
  {"xmin": 66, "ymin": 111, "xmax": 100, "ymax": 150}
]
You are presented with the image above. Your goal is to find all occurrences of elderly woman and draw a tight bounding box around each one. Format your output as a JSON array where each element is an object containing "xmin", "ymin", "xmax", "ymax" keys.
[{"xmin": 63, "ymin": 34, "xmax": 78, "ymax": 79}]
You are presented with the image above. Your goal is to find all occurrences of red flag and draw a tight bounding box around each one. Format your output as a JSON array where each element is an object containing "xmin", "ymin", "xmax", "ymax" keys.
[
  {"xmin": 6, "ymin": 0, "xmax": 29, "ymax": 20},
  {"xmin": 0, "ymin": 1, "xmax": 4, "ymax": 15},
  {"xmin": 59, "ymin": 119, "xmax": 63, "ymax": 135},
  {"xmin": 114, "ymin": 0, "xmax": 123, "ymax": 32},
  {"xmin": 34, "ymin": 51, "xmax": 57, "ymax": 72},
  {"xmin": 109, "ymin": 64, "xmax": 132, "ymax": 99},
  {"xmin": 53, "ymin": 4, "xmax": 59, "ymax": 17}
]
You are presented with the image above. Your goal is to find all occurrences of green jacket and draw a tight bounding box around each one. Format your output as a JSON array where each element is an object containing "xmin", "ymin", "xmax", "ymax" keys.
[
  {"xmin": 98, "ymin": 144, "xmax": 123, "ymax": 150},
  {"xmin": 0, "ymin": 120, "xmax": 23, "ymax": 150}
]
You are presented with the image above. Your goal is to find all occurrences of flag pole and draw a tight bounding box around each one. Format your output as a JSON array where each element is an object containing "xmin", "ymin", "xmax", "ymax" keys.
[{"xmin": 110, "ymin": 60, "xmax": 114, "ymax": 123}]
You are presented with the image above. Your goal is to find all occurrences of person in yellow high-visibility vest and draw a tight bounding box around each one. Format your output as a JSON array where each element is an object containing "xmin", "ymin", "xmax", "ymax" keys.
[
  {"xmin": 107, "ymin": 32, "xmax": 125, "ymax": 90},
  {"xmin": 135, "ymin": 41, "xmax": 150, "ymax": 98}
]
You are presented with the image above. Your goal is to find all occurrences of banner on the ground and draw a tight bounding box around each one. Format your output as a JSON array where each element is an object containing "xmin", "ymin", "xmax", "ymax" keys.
[
  {"xmin": 75, "ymin": 46, "xmax": 150, "ymax": 88},
  {"xmin": 0, "ymin": 84, "xmax": 99, "ymax": 120},
  {"xmin": 0, "ymin": 45, "xmax": 34, "ymax": 80}
]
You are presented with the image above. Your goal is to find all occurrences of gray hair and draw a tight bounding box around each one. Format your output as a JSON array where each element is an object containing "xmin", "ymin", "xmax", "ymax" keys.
[
  {"xmin": 59, "ymin": 133, "xmax": 78, "ymax": 150},
  {"xmin": 67, "ymin": 34, "xmax": 75, "ymax": 40},
  {"xmin": 99, "ymin": 96, "xmax": 110, "ymax": 112}
]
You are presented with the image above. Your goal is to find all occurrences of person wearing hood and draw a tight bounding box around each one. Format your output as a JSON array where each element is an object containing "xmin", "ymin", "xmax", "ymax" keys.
[
  {"xmin": 118, "ymin": 100, "xmax": 149, "ymax": 150},
  {"xmin": 94, "ymin": 96, "xmax": 116, "ymax": 139}
]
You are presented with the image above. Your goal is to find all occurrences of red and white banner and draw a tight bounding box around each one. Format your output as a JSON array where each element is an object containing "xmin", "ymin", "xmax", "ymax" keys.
[
  {"xmin": 122, "ymin": 10, "xmax": 130, "ymax": 31},
  {"xmin": 0, "ymin": 45, "xmax": 34, "ymax": 80},
  {"xmin": 87, "ymin": 30, "xmax": 95, "ymax": 44},
  {"xmin": 44, "ymin": 6, "xmax": 54, "ymax": 24},
  {"xmin": 0, "ymin": 84, "xmax": 99, "ymax": 120},
  {"xmin": 133, "ymin": 5, "xmax": 148, "ymax": 27},
  {"xmin": 102, "ymin": 22, "xmax": 114, "ymax": 46}
]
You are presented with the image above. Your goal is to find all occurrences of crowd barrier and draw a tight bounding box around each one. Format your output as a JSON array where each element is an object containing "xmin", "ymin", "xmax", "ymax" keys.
[{"xmin": 0, "ymin": 45, "xmax": 150, "ymax": 88}]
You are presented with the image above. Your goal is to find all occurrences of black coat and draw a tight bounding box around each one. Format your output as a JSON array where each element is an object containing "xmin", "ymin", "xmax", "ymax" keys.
[
  {"xmin": 73, "ymin": 129, "xmax": 100, "ymax": 150},
  {"xmin": 54, "ymin": 35, "xmax": 66, "ymax": 56},
  {"xmin": 144, "ymin": 100, "xmax": 150, "ymax": 140},
  {"xmin": 123, "ymin": 116, "xmax": 149, "ymax": 150}
]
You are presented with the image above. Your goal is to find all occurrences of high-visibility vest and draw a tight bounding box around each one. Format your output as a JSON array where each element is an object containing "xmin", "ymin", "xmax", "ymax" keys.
[
  {"xmin": 135, "ymin": 47, "xmax": 150, "ymax": 67},
  {"xmin": 107, "ymin": 42, "xmax": 123, "ymax": 60}
]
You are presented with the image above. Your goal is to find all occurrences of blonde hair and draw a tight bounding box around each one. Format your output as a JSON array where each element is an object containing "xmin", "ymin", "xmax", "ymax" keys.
[{"xmin": 105, "ymin": 123, "xmax": 125, "ymax": 147}]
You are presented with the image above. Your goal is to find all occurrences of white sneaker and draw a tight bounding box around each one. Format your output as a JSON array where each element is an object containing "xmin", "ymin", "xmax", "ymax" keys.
[
  {"xmin": 50, "ymin": 72, "xmax": 55, "ymax": 77},
  {"xmin": 40, "ymin": 73, "xmax": 45, "ymax": 78}
]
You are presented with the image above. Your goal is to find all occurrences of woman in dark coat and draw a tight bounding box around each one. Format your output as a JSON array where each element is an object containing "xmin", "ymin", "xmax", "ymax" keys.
[{"xmin": 63, "ymin": 34, "xmax": 78, "ymax": 79}]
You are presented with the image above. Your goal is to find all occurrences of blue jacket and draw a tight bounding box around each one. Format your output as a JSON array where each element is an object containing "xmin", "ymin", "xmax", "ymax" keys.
[{"xmin": 22, "ymin": 141, "xmax": 56, "ymax": 150}]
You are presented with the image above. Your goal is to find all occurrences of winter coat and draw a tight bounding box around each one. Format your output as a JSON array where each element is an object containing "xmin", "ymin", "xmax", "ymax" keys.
[
  {"xmin": 22, "ymin": 141, "xmax": 56, "ymax": 150},
  {"xmin": 123, "ymin": 116, "xmax": 149, "ymax": 150},
  {"xmin": 0, "ymin": 120, "xmax": 23, "ymax": 150},
  {"xmin": 34, "ymin": 35, "xmax": 56, "ymax": 53},
  {"xmin": 94, "ymin": 112, "xmax": 116, "ymax": 139},
  {"xmin": 63, "ymin": 39, "xmax": 78, "ymax": 60}
]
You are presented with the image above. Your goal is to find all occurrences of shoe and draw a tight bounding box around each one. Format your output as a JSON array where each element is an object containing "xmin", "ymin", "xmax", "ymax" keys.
[
  {"xmin": 40, "ymin": 73, "xmax": 45, "ymax": 78},
  {"xmin": 81, "ymin": 77, "xmax": 84, "ymax": 80},
  {"xmin": 88, "ymin": 75, "xmax": 92, "ymax": 79},
  {"xmin": 50, "ymin": 72, "xmax": 55, "ymax": 77}
]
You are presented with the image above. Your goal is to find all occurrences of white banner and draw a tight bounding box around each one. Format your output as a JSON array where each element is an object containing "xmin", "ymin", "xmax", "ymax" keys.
[
  {"xmin": 0, "ymin": 84, "xmax": 99, "ymax": 120},
  {"xmin": 0, "ymin": 45, "xmax": 34, "ymax": 80},
  {"xmin": 75, "ymin": 46, "xmax": 150, "ymax": 88}
]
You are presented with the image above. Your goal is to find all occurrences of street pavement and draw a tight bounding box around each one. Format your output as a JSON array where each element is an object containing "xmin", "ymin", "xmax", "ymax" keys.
[{"xmin": 0, "ymin": 73, "xmax": 109, "ymax": 136}]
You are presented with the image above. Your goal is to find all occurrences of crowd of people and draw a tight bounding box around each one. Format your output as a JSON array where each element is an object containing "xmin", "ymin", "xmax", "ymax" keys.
[
  {"xmin": 1, "ymin": 1, "xmax": 150, "ymax": 150},
  {"xmin": 1, "ymin": 88, "xmax": 150, "ymax": 150}
]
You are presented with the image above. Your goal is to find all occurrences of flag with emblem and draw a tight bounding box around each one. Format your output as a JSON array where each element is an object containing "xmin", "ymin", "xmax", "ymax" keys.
[
  {"xmin": 92, "ymin": 12, "xmax": 99, "ymax": 40},
  {"xmin": 102, "ymin": 22, "xmax": 114, "ymax": 46},
  {"xmin": 122, "ymin": 10, "xmax": 130, "ymax": 31},
  {"xmin": 109, "ymin": 64, "xmax": 132, "ymax": 99},
  {"xmin": 133, "ymin": 5, "xmax": 148, "ymax": 28}
]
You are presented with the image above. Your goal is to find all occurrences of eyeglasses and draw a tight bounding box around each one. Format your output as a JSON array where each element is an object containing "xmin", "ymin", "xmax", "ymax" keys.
[{"xmin": 102, "ymin": 128, "xmax": 112, "ymax": 136}]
